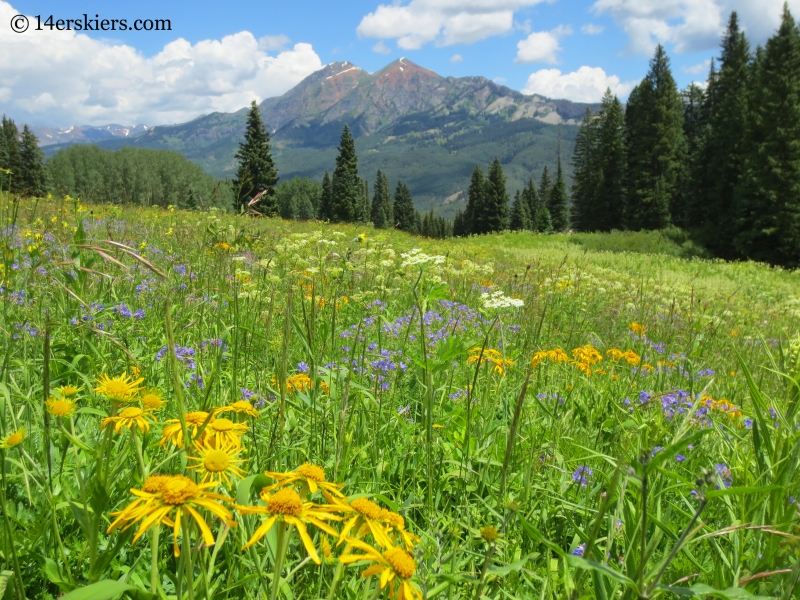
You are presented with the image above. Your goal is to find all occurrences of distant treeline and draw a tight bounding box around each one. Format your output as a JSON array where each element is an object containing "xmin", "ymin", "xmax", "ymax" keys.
[
  {"xmin": 571, "ymin": 8, "xmax": 800, "ymax": 267},
  {"xmin": 47, "ymin": 145, "xmax": 233, "ymax": 209}
]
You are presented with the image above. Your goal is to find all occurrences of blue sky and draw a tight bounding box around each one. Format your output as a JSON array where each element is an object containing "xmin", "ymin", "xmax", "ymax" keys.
[{"xmin": 2, "ymin": 0, "xmax": 798, "ymax": 127}]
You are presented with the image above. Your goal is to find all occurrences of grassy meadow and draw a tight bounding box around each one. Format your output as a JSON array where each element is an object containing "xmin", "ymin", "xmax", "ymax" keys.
[{"xmin": 0, "ymin": 194, "xmax": 799, "ymax": 599}]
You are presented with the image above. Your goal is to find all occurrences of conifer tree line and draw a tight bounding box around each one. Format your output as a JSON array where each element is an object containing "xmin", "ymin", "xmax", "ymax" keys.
[
  {"xmin": 1, "ymin": 115, "xmax": 47, "ymax": 197},
  {"xmin": 453, "ymin": 154, "xmax": 569, "ymax": 236},
  {"xmin": 571, "ymin": 6, "xmax": 800, "ymax": 267}
]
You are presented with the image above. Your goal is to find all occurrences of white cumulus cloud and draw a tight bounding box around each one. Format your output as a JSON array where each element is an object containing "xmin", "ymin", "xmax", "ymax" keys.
[
  {"xmin": 515, "ymin": 25, "xmax": 572, "ymax": 64},
  {"xmin": 522, "ymin": 66, "xmax": 636, "ymax": 102},
  {"xmin": 593, "ymin": 0, "xmax": 800, "ymax": 55},
  {"xmin": 372, "ymin": 40, "xmax": 392, "ymax": 54},
  {"xmin": 0, "ymin": 1, "xmax": 322, "ymax": 127},
  {"xmin": 356, "ymin": 0, "xmax": 548, "ymax": 49},
  {"xmin": 450, "ymin": 53, "xmax": 464, "ymax": 63}
]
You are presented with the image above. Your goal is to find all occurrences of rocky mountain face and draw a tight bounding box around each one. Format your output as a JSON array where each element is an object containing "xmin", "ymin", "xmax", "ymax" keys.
[{"xmin": 40, "ymin": 58, "xmax": 596, "ymax": 215}]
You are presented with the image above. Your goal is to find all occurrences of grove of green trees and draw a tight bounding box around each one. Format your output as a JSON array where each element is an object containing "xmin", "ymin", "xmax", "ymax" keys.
[{"xmin": 571, "ymin": 7, "xmax": 800, "ymax": 267}]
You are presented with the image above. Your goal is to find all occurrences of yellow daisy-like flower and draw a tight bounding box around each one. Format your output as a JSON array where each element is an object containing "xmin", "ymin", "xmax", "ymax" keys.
[
  {"xmin": 102, "ymin": 406, "xmax": 157, "ymax": 434},
  {"xmin": 107, "ymin": 474, "xmax": 235, "ymax": 557},
  {"xmin": 262, "ymin": 463, "xmax": 346, "ymax": 499},
  {"xmin": 573, "ymin": 361, "xmax": 592, "ymax": 377},
  {"xmin": 286, "ymin": 373, "xmax": 313, "ymax": 393},
  {"xmin": 572, "ymin": 344, "xmax": 603, "ymax": 365},
  {"xmin": 187, "ymin": 443, "xmax": 247, "ymax": 487},
  {"xmin": 216, "ymin": 400, "xmax": 260, "ymax": 419},
  {"xmin": 236, "ymin": 487, "xmax": 342, "ymax": 563},
  {"xmin": 46, "ymin": 395, "xmax": 77, "ymax": 418},
  {"xmin": 622, "ymin": 350, "xmax": 641, "ymax": 366},
  {"xmin": 334, "ymin": 497, "xmax": 393, "ymax": 548},
  {"xmin": 54, "ymin": 384, "xmax": 82, "ymax": 398},
  {"xmin": 339, "ymin": 537, "xmax": 423, "ymax": 600},
  {"xmin": 0, "ymin": 428, "xmax": 25, "ymax": 449},
  {"xmin": 95, "ymin": 372, "xmax": 144, "ymax": 402},
  {"xmin": 160, "ymin": 411, "xmax": 212, "ymax": 448},
  {"xmin": 199, "ymin": 417, "xmax": 248, "ymax": 448},
  {"xmin": 631, "ymin": 322, "xmax": 646, "ymax": 337},
  {"xmin": 379, "ymin": 509, "xmax": 420, "ymax": 551},
  {"xmin": 547, "ymin": 348, "xmax": 570, "ymax": 363},
  {"xmin": 141, "ymin": 388, "xmax": 167, "ymax": 412}
]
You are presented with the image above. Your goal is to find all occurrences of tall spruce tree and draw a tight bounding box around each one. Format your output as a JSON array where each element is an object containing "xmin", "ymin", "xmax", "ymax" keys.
[
  {"xmin": 535, "ymin": 205, "xmax": 553, "ymax": 233},
  {"xmin": 319, "ymin": 171, "xmax": 333, "ymax": 220},
  {"xmin": 2, "ymin": 117, "xmax": 22, "ymax": 194},
  {"xmin": 694, "ymin": 13, "xmax": 751, "ymax": 255},
  {"xmin": 538, "ymin": 166, "xmax": 552, "ymax": 208},
  {"xmin": 734, "ymin": 5, "xmax": 800, "ymax": 266},
  {"xmin": 331, "ymin": 125, "xmax": 361, "ymax": 223},
  {"xmin": 394, "ymin": 181, "xmax": 416, "ymax": 233},
  {"xmin": 522, "ymin": 178, "xmax": 540, "ymax": 222},
  {"xmin": 482, "ymin": 158, "xmax": 509, "ymax": 232},
  {"xmin": 625, "ymin": 45, "xmax": 687, "ymax": 230},
  {"xmin": 548, "ymin": 154, "xmax": 570, "ymax": 231},
  {"xmin": 19, "ymin": 125, "xmax": 46, "ymax": 197},
  {"xmin": 371, "ymin": 170, "xmax": 393, "ymax": 228},
  {"xmin": 570, "ymin": 107, "xmax": 599, "ymax": 231},
  {"xmin": 453, "ymin": 210, "xmax": 467, "ymax": 236},
  {"xmin": 678, "ymin": 83, "xmax": 706, "ymax": 229},
  {"xmin": 465, "ymin": 166, "xmax": 485, "ymax": 234},
  {"xmin": 0, "ymin": 124, "xmax": 9, "ymax": 192},
  {"xmin": 509, "ymin": 190, "xmax": 532, "ymax": 230},
  {"xmin": 233, "ymin": 100, "xmax": 278, "ymax": 215},
  {"xmin": 596, "ymin": 91, "xmax": 627, "ymax": 231}
]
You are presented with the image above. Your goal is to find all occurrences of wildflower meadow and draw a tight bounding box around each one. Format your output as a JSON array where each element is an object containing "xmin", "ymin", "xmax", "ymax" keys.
[{"xmin": 1, "ymin": 194, "xmax": 799, "ymax": 599}]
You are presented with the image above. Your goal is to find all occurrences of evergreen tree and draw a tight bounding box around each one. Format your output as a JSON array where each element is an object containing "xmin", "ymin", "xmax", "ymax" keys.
[
  {"xmin": 0, "ymin": 123, "xmax": 9, "ymax": 192},
  {"xmin": 232, "ymin": 100, "xmax": 279, "ymax": 215},
  {"xmin": 453, "ymin": 210, "xmax": 467, "ymax": 236},
  {"xmin": 538, "ymin": 166, "xmax": 552, "ymax": 209},
  {"xmin": 19, "ymin": 125, "xmax": 46, "ymax": 197},
  {"xmin": 677, "ymin": 83, "xmax": 706, "ymax": 229},
  {"xmin": 465, "ymin": 166, "xmax": 485, "ymax": 234},
  {"xmin": 2, "ymin": 117, "xmax": 22, "ymax": 194},
  {"xmin": 548, "ymin": 154, "xmax": 570, "ymax": 231},
  {"xmin": 370, "ymin": 170, "xmax": 392, "ymax": 228},
  {"xmin": 186, "ymin": 187, "xmax": 199, "ymax": 210},
  {"xmin": 482, "ymin": 158, "xmax": 509, "ymax": 232},
  {"xmin": 509, "ymin": 190, "xmax": 532, "ymax": 230},
  {"xmin": 735, "ymin": 5, "xmax": 800, "ymax": 266},
  {"xmin": 393, "ymin": 181, "xmax": 416, "ymax": 233},
  {"xmin": 625, "ymin": 45, "xmax": 687, "ymax": 230},
  {"xmin": 275, "ymin": 177, "xmax": 322, "ymax": 220},
  {"xmin": 319, "ymin": 171, "xmax": 333, "ymax": 220},
  {"xmin": 414, "ymin": 210, "xmax": 422, "ymax": 235},
  {"xmin": 331, "ymin": 125, "xmax": 361, "ymax": 223},
  {"xmin": 694, "ymin": 13, "xmax": 752, "ymax": 255},
  {"xmin": 522, "ymin": 178, "xmax": 540, "ymax": 222},
  {"xmin": 570, "ymin": 107, "xmax": 599, "ymax": 231},
  {"xmin": 534, "ymin": 205, "xmax": 553, "ymax": 233},
  {"xmin": 595, "ymin": 91, "xmax": 627, "ymax": 231}
]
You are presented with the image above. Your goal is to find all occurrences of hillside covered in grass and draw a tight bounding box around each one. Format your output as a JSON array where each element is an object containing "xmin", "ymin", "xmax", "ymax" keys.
[{"xmin": 0, "ymin": 196, "xmax": 799, "ymax": 599}]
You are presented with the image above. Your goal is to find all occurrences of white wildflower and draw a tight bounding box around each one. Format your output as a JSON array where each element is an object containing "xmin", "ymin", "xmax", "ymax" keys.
[{"xmin": 481, "ymin": 290, "xmax": 524, "ymax": 310}]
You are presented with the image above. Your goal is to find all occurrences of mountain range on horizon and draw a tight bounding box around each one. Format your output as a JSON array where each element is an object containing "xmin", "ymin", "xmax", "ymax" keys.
[{"xmin": 38, "ymin": 57, "xmax": 598, "ymax": 217}]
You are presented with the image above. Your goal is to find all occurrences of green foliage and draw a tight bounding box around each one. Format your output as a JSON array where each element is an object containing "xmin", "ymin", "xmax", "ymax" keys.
[
  {"xmin": 319, "ymin": 170, "xmax": 333, "ymax": 221},
  {"xmin": 393, "ymin": 180, "xmax": 416, "ymax": 233},
  {"xmin": 46, "ymin": 145, "xmax": 232, "ymax": 209},
  {"xmin": 569, "ymin": 226, "xmax": 709, "ymax": 258},
  {"xmin": 481, "ymin": 157, "xmax": 509, "ymax": 233},
  {"xmin": 534, "ymin": 203, "xmax": 553, "ymax": 233},
  {"xmin": 371, "ymin": 170, "xmax": 393, "ymax": 229},
  {"xmin": 547, "ymin": 153, "xmax": 570, "ymax": 231},
  {"xmin": 464, "ymin": 166, "xmax": 485, "ymax": 234},
  {"xmin": 625, "ymin": 45, "xmax": 687, "ymax": 231},
  {"xmin": 692, "ymin": 13, "xmax": 751, "ymax": 255},
  {"xmin": 331, "ymin": 125, "xmax": 361, "ymax": 223},
  {"xmin": 1, "ymin": 116, "xmax": 22, "ymax": 194},
  {"xmin": 734, "ymin": 5, "xmax": 800, "ymax": 267},
  {"xmin": 19, "ymin": 125, "xmax": 46, "ymax": 197},
  {"xmin": 275, "ymin": 176, "xmax": 322, "ymax": 220},
  {"xmin": 509, "ymin": 190, "xmax": 531, "ymax": 231},
  {"xmin": 233, "ymin": 100, "xmax": 279, "ymax": 215}
]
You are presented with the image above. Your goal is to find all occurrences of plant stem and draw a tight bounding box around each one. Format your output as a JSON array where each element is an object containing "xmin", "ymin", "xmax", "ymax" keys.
[
  {"xmin": 150, "ymin": 526, "xmax": 160, "ymax": 595},
  {"xmin": 270, "ymin": 521, "xmax": 290, "ymax": 600}
]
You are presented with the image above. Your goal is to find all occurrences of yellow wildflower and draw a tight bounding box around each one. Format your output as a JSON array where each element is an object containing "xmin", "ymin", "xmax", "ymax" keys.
[{"xmin": 94, "ymin": 372, "xmax": 144, "ymax": 402}]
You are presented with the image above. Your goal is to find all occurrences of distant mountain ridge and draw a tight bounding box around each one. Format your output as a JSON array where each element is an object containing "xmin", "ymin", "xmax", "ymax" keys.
[
  {"xmin": 33, "ymin": 124, "xmax": 150, "ymax": 146},
  {"xmin": 40, "ymin": 58, "xmax": 598, "ymax": 216}
]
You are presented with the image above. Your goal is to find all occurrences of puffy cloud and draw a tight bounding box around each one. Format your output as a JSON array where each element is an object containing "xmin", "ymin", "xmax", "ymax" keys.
[
  {"xmin": 682, "ymin": 59, "xmax": 711, "ymax": 74},
  {"xmin": 450, "ymin": 53, "xmax": 464, "ymax": 63},
  {"xmin": 515, "ymin": 25, "xmax": 572, "ymax": 64},
  {"xmin": 581, "ymin": 23, "xmax": 604, "ymax": 34},
  {"xmin": 593, "ymin": 0, "xmax": 800, "ymax": 55},
  {"xmin": 356, "ymin": 0, "xmax": 548, "ymax": 49},
  {"xmin": 522, "ymin": 66, "xmax": 636, "ymax": 102},
  {"xmin": 372, "ymin": 41, "xmax": 392, "ymax": 54},
  {"xmin": 0, "ymin": 1, "xmax": 322, "ymax": 127}
]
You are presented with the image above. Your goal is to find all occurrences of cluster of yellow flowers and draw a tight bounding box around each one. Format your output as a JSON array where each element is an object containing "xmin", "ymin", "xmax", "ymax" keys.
[
  {"xmin": 531, "ymin": 345, "xmax": 641, "ymax": 378},
  {"xmin": 468, "ymin": 347, "xmax": 515, "ymax": 375},
  {"xmin": 109, "ymin": 463, "xmax": 424, "ymax": 599},
  {"xmin": 271, "ymin": 372, "xmax": 330, "ymax": 394}
]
